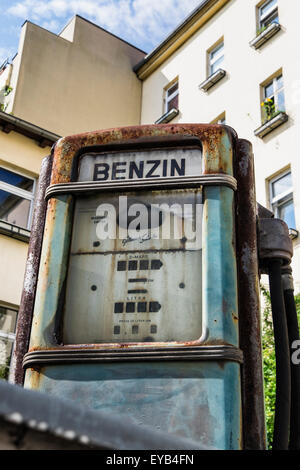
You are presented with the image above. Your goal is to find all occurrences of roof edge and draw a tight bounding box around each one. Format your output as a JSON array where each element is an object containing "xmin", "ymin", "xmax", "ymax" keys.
[
  {"xmin": 0, "ymin": 111, "xmax": 60, "ymax": 146},
  {"xmin": 134, "ymin": 0, "xmax": 230, "ymax": 79},
  {"xmin": 74, "ymin": 15, "xmax": 147, "ymax": 55}
]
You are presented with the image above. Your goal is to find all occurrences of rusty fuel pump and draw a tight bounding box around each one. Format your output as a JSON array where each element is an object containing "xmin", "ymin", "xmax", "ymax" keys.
[{"xmin": 10, "ymin": 124, "xmax": 300, "ymax": 450}]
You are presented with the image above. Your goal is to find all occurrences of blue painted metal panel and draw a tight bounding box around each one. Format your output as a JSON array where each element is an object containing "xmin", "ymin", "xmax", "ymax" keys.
[
  {"xmin": 25, "ymin": 361, "xmax": 241, "ymax": 449},
  {"xmin": 29, "ymin": 195, "xmax": 73, "ymax": 348},
  {"xmin": 203, "ymin": 186, "xmax": 238, "ymax": 346}
]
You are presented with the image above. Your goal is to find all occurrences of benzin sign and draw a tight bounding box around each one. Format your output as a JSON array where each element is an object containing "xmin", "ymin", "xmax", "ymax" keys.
[{"xmin": 78, "ymin": 148, "xmax": 203, "ymax": 181}]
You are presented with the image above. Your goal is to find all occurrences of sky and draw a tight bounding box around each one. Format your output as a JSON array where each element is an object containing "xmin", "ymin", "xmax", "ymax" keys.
[{"xmin": 0, "ymin": 0, "xmax": 201, "ymax": 64}]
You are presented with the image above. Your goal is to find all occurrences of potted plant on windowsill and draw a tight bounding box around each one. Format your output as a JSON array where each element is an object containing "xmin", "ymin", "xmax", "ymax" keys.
[
  {"xmin": 261, "ymin": 97, "xmax": 276, "ymax": 122},
  {"xmin": 261, "ymin": 98, "xmax": 286, "ymax": 123},
  {"xmin": 254, "ymin": 99, "xmax": 288, "ymax": 138},
  {"xmin": 249, "ymin": 22, "xmax": 281, "ymax": 49}
]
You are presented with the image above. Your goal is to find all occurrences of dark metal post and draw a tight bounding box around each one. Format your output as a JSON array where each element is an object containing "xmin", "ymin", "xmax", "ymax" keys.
[
  {"xmin": 234, "ymin": 139, "xmax": 266, "ymax": 449},
  {"xmin": 10, "ymin": 154, "xmax": 53, "ymax": 385}
]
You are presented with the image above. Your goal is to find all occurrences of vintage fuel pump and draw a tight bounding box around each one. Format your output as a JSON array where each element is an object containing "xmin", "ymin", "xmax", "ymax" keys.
[{"xmin": 12, "ymin": 124, "xmax": 300, "ymax": 450}]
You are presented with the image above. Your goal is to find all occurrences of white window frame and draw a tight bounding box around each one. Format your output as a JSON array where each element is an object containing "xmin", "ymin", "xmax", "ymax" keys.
[
  {"xmin": 211, "ymin": 112, "xmax": 226, "ymax": 125},
  {"xmin": 262, "ymin": 74, "xmax": 285, "ymax": 121},
  {"xmin": 217, "ymin": 116, "xmax": 226, "ymax": 125},
  {"xmin": 209, "ymin": 41, "xmax": 224, "ymax": 76},
  {"xmin": 0, "ymin": 305, "xmax": 18, "ymax": 379},
  {"xmin": 269, "ymin": 170, "xmax": 296, "ymax": 228},
  {"xmin": 259, "ymin": 0, "xmax": 278, "ymax": 29},
  {"xmin": 0, "ymin": 164, "xmax": 36, "ymax": 230},
  {"xmin": 164, "ymin": 80, "xmax": 179, "ymax": 114}
]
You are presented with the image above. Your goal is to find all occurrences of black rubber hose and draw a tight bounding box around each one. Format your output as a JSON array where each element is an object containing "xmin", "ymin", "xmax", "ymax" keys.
[
  {"xmin": 268, "ymin": 259, "xmax": 291, "ymax": 450},
  {"xmin": 283, "ymin": 288, "xmax": 300, "ymax": 450}
]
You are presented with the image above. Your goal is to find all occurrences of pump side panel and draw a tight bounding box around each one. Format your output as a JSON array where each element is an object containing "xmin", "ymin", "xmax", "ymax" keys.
[{"xmin": 24, "ymin": 361, "xmax": 241, "ymax": 450}]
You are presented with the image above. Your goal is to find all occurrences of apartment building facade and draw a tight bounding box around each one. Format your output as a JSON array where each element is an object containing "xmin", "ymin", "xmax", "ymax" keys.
[
  {"xmin": 0, "ymin": 16, "xmax": 145, "ymax": 379},
  {"xmin": 0, "ymin": 111, "xmax": 58, "ymax": 379},
  {"xmin": 136, "ymin": 0, "xmax": 300, "ymax": 291}
]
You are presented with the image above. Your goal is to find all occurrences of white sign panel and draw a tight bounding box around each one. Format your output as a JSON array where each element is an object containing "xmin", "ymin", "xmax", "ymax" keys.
[{"xmin": 78, "ymin": 148, "xmax": 202, "ymax": 182}]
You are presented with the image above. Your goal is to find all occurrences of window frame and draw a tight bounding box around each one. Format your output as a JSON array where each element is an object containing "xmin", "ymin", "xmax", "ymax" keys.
[
  {"xmin": 211, "ymin": 112, "xmax": 226, "ymax": 125},
  {"xmin": 0, "ymin": 164, "xmax": 36, "ymax": 230},
  {"xmin": 0, "ymin": 305, "xmax": 18, "ymax": 380},
  {"xmin": 164, "ymin": 79, "xmax": 179, "ymax": 114},
  {"xmin": 258, "ymin": 0, "xmax": 279, "ymax": 30},
  {"xmin": 261, "ymin": 73, "xmax": 285, "ymax": 122},
  {"xmin": 269, "ymin": 169, "xmax": 296, "ymax": 229},
  {"xmin": 208, "ymin": 41, "xmax": 224, "ymax": 77}
]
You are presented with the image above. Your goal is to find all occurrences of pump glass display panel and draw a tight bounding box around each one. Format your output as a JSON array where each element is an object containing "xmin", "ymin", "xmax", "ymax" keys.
[{"xmin": 63, "ymin": 147, "xmax": 203, "ymax": 345}]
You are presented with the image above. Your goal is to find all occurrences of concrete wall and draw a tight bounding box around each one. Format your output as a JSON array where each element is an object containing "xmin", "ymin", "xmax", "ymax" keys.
[
  {"xmin": 8, "ymin": 16, "xmax": 145, "ymax": 136},
  {"xmin": 140, "ymin": 0, "xmax": 300, "ymax": 291},
  {"xmin": 0, "ymin": 130, "xmax": 51, "ymax": 307}
]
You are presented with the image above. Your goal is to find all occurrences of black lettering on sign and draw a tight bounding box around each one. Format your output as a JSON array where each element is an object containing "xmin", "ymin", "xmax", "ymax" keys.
[
  {"xmin": 128, "ymin": 260, "xmax": 138, "ymax": 271},
  {"xmin": 151, "ymin": 259, "xmax": 163, "ymax": 270},
  {"xmin": 112, "ymin": 162, "xmax": 126, "ymax": 180},
  {"xmin": 138, "ymin": 302, "xmax": 147, "ymax": 312},
  {"xmin": 171, "ymin": 158, "xmax": 185, "ymax": 176},
  {"xmin": 149, "ymin": 302, "xmax": 161, "ymax": 312},
  {"xmin": 93, "ymin": 158, "xmax": 187, "ymax": 181},
  {"xmin": 114, "ymin": 303, "xmax": 124, "ymax": 313},
  {"xmin": 117, "ymin": 261, "xmax": 126, "ymax": 271},
  {"xmin": 140, "ymin": 260, "xmax": 149, "ymax": 270},
  {"xmin": 145, "ymin": 160, "xmax": 160, "ymax": 178},
  {"xmin": 93, "ymin": 163, "xmax": 109, "ymax": 181},
  {"xmin": 129, "ymin": 161, "xmax": 144, "ymax": 179},
  {"xmin": 128, "ymin": 289, "xmax": 147, "ymax": 294},
  {"xmin": 162, "ymin": 159, "xmax": 167, "ymax": 177},
  {"xmin": 126, "ymin": 302, "xmax": 135, "ymax": 313}
]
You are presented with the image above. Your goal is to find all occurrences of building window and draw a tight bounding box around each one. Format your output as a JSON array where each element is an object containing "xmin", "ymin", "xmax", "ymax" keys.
[
  {"xmin": 0, "ymin": 166, "xmax": 36, "ymax": 230},
  {"xmin": 261, "ymin": 74, "xmax": 285, "ymax": 123},
  {"xmin": 0, "ymin": 306, "xmax": 18, "ymax": 380},
  {"xmin": 269, "ymin": 170, "xmax": 296, "ymax": 229},
  {"xmin": 209, "ymin": 41, "xmax": 224, "ymax": 76},
  {"xmin": 217, "ymin": 117, "xmax": 226, "ymax": 125},
  {"xmin": 211, "ymin": 112, "xmax": 226, "ymax": 125},
  {"xmin": 164, "ymin": 80, "xmax": 179, "ymax": 113},
  {"xmin": 258, "ymin": 0, "xmax": 279, "ymax": 31}
]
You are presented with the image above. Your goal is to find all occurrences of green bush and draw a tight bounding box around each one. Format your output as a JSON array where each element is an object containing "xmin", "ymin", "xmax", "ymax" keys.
[
  {"xmin": 262, "ymin": 286, "xmax": 300, "ymax": 449},
  {"xmin": 0, "ymin": 361, "xmax": 10, "ymax": 380}
]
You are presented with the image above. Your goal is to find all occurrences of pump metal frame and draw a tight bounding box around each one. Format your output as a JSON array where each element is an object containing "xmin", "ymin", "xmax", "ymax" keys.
[{"xmin": 13, "ymin": 123, "xmax": 266, "ymax": 450}]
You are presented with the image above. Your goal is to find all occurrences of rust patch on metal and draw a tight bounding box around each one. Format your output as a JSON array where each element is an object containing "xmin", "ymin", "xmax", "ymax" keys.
[
  {"xmin": 51, "ymin": 124, "xmax": 236, "ymax": 185},
  {"xmin": 234, "ymin": 139, "xmax": 266, "ymax": 449},
  {"xmin": 28, "ymin": 367, "xmax": 43, "ymax": 390},
  {"xmin": 11, "ymin": 155, "xmax": 53, "ymax": 386}
]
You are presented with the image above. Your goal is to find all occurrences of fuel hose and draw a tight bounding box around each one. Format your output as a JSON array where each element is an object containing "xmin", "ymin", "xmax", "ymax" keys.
[{"xmin": 268, "ymin": 259, "xmax": 291, "ymax": 450}]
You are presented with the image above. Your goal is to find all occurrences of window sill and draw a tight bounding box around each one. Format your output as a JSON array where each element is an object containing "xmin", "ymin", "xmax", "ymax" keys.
[
  {"xmin": 0, "ymin": 220, "xmax": 30, "ymax": 242},
  {"xmin": 155, "ymin": 107, "xmax": 179, "ymax": 124},
  {"xmin": 199, "ymin": 69, "xmax": 226, "ymax": 92},
  {"xmin": 289, "ymin": 228, "xmax": 299, "ymax": 240},
  {"xmin": 254, "ymin": 111, "xmax": 288, "ymax": 138},
  {"xmin": 249, "ymin": 22, "xmax": 281, "ymax": 49}
]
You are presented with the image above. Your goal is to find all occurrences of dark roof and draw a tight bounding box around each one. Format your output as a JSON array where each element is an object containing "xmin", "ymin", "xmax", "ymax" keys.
[{"xmin": 0, "ymin": 111, "xmax": 60, "ymax": 148}]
